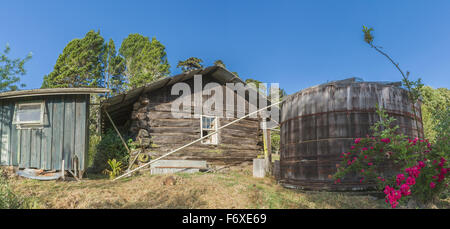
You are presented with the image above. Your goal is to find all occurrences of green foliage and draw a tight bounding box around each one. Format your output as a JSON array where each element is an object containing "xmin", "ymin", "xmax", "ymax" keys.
[
  {"xmin": 0, "ymin": 171, "xmax": 36, "ymax": 209},
  {"xmin": 102, "ymin": 159, "xmax": 123, "ymax": 180},
  {"xmin": 0, "ymin": 43, "xmax": 32, "ymax": 92},
  {"xmin": 88, "ymin": 134, "xmax": 101, "ymax": 168},
  {"xmin": 119, "ymin": 34, "xmax": 170, "ymax": 89},
  {"xmin": 103, "ymin": 39, "xmax": 126, "ymax": 96},
  {"xmin": 362, "ymin": 26, "xmax": 374, "ymax": 44},
  {"xmin": 177, "ymin": 57, "xmax": 203, "ymax": 72},
  {"xmin": 214, "ymin": 59, "xmax": 226, "ymax": 68},
  {"xmin": 271, "ymin": 130, "xmax": 280, "ymax": 154},
  {"xmin": 42, "ymin": 30, "xmax": 105, "ymax": 88},
  {"xmin": 90, "ymin": 129, "xmax": 129, "ymax": 173},
  {"xmin": 420, "ymin": 86, "xmax": 450, "ymax": 143}
]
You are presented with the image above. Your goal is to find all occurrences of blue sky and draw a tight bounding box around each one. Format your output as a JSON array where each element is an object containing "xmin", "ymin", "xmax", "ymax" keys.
[{"xmin": 1, "ymin": 0, "xmax": 449, "ymax": 94}]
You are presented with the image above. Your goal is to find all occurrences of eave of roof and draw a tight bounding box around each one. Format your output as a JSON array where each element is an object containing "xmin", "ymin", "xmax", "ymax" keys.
[{"xmin": 0, "ymin": 88, "xmax": 110, "ymax": 100}]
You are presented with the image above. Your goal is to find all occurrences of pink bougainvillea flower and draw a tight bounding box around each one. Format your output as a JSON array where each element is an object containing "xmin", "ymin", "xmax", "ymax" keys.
[
  {"xmin": 418, "ymin": 161, "xmax": 426, "ymax": 169},
  {"xmin": 380, "ymin": 138, "xmax": 391, "ymax": 144},
  {"xmin": 368, "ymin": 162, "xmax": 373, "ymax": 166},
  {"xmin": 430, "ymin": 182, "xmax": 436, "ymax": 189},
  {"xmin": 350, "ymin": 146, "xmax": 355, "ymax": 150},
  {"xmin": 406, "ymin": 176, "xmax": 416, "ymax": 186},
  {"xmin": 354, "ymin": 138, "xmax": 361, "ymax": 144},
  {"xmin": 361, "ymin": 147, "xmax": 368, "ymax": 151},
  {"xmin": 400, "ymin": 184, "xmax": 411, "ymax": 196}
]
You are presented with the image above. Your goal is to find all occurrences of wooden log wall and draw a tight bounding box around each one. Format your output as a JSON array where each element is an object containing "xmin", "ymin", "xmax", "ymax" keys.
[{"xmin": 128, "ymin": 76, "xmax": 263, "ymax": 164}]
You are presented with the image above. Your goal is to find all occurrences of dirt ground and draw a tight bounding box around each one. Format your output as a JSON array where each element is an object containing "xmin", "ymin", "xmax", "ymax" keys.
[{"xmin": 8, "ymin": 165, "xmax": 450, "ymax": 209}]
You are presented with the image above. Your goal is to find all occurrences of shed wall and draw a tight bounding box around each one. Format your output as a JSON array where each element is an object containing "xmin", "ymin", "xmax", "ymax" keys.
[{"xmin": 0, "ymin": 94, "xmax": 89, "ymax": 171}]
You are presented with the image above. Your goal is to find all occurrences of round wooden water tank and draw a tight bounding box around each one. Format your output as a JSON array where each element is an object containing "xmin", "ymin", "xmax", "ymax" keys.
[{"xmin": 279, "ymin": 78, "xmax": 423, "ymax": 191}]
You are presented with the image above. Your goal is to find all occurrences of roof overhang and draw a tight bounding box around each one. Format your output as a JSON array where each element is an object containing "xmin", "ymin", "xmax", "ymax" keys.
[{"xmin": 0, "ymin": 88, "xmax": 110, "ymax": 100}]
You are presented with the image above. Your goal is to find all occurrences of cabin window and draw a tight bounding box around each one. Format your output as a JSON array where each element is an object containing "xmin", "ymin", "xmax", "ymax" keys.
[
  {"xmin": 201, "ymin": 115, "xmax": 219, "ymax": 144},
  {"xmin": 13, "ymin": 101, "xmax": 44, "ymax": 126}
]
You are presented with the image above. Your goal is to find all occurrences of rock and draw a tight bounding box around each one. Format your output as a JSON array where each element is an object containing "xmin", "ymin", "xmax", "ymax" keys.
[
  {"xmin": 131, "ymin": 111, "xmax": 138, "ymax": 119},
  {"xmin": 133, "ymin": 103, "xmax": 141, "ymax": 110},
  {"xmin": 139, "ymin": 137, "xmax": 151, "ymax": 146},
  {"xmin": 163, "ymin": 176, "xmax": 177, "ymax": 186},
  {"xmin": 140, "ymin": 97, "xmax": 150, "ymax": 105},
  {"xmin": 138, "ymin": 129, "xmax": 149, "ymax": 138},
  {"xmin": 137, "ymin": 113, "xmax": 146, "ymax": 120},
  {"xmin": 407, "ymin": 199, "xmax": 418, "ymax": 209}
]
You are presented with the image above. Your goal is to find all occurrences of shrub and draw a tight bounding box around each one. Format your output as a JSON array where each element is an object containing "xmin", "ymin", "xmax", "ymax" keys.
[
  {"xmin": 102, "ymin": 159, "xmax": 124, "ymax": 180},
  {"xmin": 90, "ymin": 129, "xmax": 129, "ymax": 173},
  {"xmin": 0, "ymin": 170, "xmax": 36, "ymax": 209},
  {"xmin": 334, "ymin": 106, "xmax": 450, "ymax": 208}
]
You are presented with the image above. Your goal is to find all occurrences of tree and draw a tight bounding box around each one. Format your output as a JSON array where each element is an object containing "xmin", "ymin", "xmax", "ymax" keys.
[
  {"xmin": 362, "ymin": 26, "xmax": 423, "ymax": 137},
  {"xmin": 0, "ymin": 44, "xmax": 32, "ymax": 92},
  {"xmin": 214, "ymin": 59, "xmax": 226, "ymax": 68},
  {"xmin": 42, "ymin": 30, "xmax": 105, "ymax": 88},
  {"xmin": 119, "ymin": 34, "xmax": 170, "ymax": 89},
  {"xmin": 103, "ymin": 39, "xmax": 125, "ymax": 96},
  {"xmin": 420, "ymin": 86, "xmax": 450, "ymax": 143},
  {"xmin": 177, "ymin": 57, "xmax": 203, "ymax": 72}
]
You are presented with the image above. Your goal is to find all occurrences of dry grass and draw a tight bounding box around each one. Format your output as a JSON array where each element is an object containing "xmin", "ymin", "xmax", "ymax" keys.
[{"xmin": 8, "ymin": 165, "xmax": 450, "ymax": 209}]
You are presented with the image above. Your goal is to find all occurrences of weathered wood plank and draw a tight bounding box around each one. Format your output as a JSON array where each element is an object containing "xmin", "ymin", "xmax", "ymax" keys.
[
  {"xmin": 30, "ymin": 129, "xmax": 42, "ymax": 168},
  {"xmin": 41, "ymin": 99, "xmax": 53, "ymax": 170},
  {"xmin": 63, "ymin": 96, "xmax": 75, "ymax": 170},
  {"xmin": 51, "ymin": 96, "xmax": 64, "ymax": 170},
  {"xmin": 74, "ymin": 95, "xmax": 87, "ymax": 170}
]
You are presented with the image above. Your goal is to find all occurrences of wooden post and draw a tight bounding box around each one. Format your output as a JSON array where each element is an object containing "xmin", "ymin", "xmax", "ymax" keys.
[
  {"xmin": 104, "ymin": 108, "xmax": 130, "ymax": 154},
  {"xmin": 262, "ymin": 121, "xmax": 272, "ymax": 176},
  {"xmin": 61, "ymin": 159, "xmax": 65, "ymax": 181}
]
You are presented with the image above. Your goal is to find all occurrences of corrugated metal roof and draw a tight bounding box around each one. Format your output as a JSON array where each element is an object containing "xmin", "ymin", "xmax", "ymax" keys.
[{"xmin": 0, "ymin": 88, "xmax": 110, "ymax": 99}]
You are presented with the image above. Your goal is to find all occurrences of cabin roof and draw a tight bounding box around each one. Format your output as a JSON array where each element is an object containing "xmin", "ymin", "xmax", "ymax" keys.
[
  {"xmin": 102, "ymin": 65, "xmax": 244, "ymax": 113},
  {"xmin": 0, "ymin": 88, "xmax": 110, "ymax": 100}
]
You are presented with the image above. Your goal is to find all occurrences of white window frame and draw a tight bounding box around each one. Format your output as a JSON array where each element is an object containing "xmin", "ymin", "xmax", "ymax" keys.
[
  {"xmin": 13, "ymin": 101, "xmax": 45, "ymax": 127},
  {"xmin": 200, "ymin": 115, "xmax": 219, "ymax": 145}
]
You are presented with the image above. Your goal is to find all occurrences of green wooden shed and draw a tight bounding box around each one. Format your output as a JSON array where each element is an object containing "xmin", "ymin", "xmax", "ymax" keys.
[{"xmin": 0, "ymin": 88, "xmax": 108, "ymax": 176}]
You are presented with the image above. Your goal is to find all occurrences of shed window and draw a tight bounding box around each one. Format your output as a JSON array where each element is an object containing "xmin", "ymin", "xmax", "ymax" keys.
[
  {"xmin": 14, "ymin": 102, "xmax": 44, "ymax": 125},
  {"xmin": 201, "ymin": 116, "xmax": 218, "ymax": 144}
]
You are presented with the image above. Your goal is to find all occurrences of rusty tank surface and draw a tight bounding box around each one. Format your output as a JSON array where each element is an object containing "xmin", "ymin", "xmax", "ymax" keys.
[{"xmin": 279, "ymin": 78, "xmax": 423, "ymax": 191}]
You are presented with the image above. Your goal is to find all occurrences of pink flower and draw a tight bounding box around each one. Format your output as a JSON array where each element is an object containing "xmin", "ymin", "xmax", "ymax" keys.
[
  {"xmin": 350, "ymin": 146, "xmax": 355, "ymax": 150},
  {"xmin": 400, "ymin": 184, "xmax": 411, "ymax": 196},
  {"xmin": 362, "ymin": 147, "xmax": 368, "ymax": 151},
  {"xmin": 406, "ymin": 176, "xmax": 416, "ymax": 186},
  {"xmin": 368, "ymin": 162, "xmax": 373, "ymax": 166},
  {"xmin": 354, "ymin": 138, "xmax": 361, "ymax": 144},
  {"xmin": 430, "ymin": 182, "xmax": 436, "ymax": 189},
  {"xmin": 418, "ymin": 161, "xmax": 426, "ymax": 169},
  {"xmin": 381, "ymin": 138, "xmax": 391, "ymax": 144},
  {"xmin": 396, "ymin": 173, "xmax": 405, "ymax": 185}
]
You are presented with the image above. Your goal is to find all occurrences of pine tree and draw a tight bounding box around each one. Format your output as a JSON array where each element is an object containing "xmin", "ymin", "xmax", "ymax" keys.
[
  {"xmin": 42, "ymin": 30, "xmax": 105, "ymax": 88},
  {"xmin": 177, "ymin": 57, "xmax": 203, "ymax": 72},
  {"xmin": 119, "ymin": 34, "xmax": 170, "ymax": 89}
]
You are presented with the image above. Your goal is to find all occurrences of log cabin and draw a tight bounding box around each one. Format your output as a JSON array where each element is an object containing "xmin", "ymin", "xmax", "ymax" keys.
[{"xmin": 101, "ymin": 66, "xmax": 265, "ymax": 166}]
